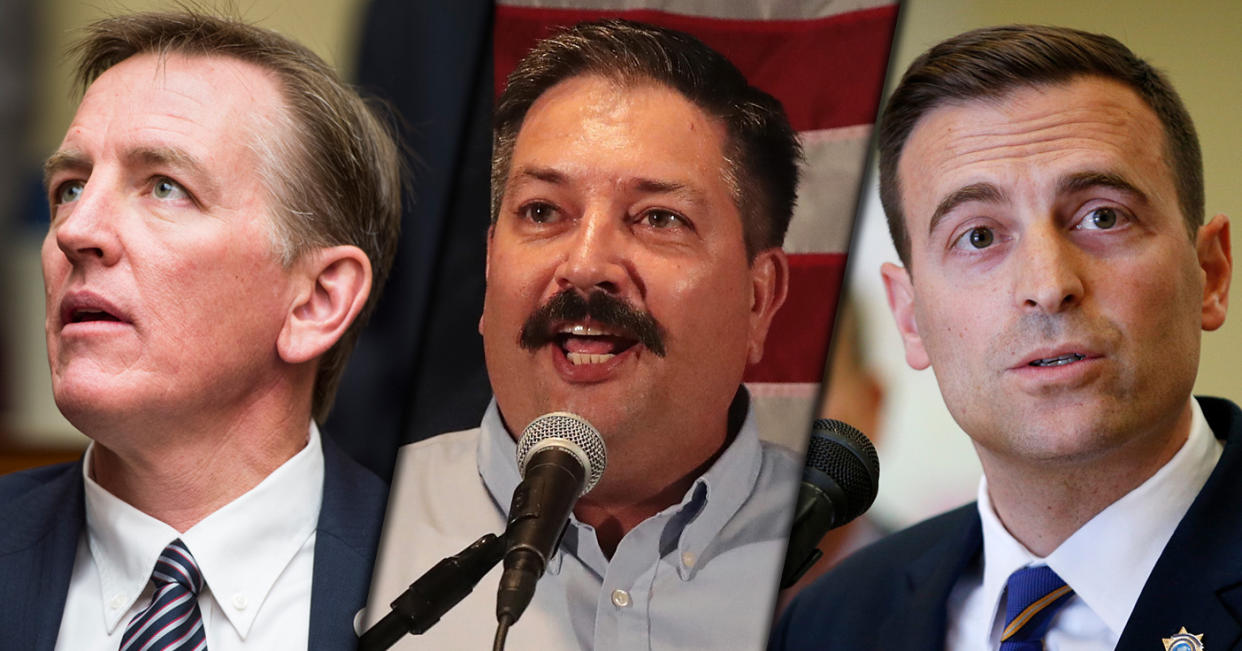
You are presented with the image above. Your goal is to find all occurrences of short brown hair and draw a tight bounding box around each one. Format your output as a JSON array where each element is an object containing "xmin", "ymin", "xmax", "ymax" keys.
[
  {"xmin": 492, "ymin": 19, "xmax": 802, "ymax": 258},
  {"xmin": 878, "ymin": 24, "xmax": 1203, "ymax": 267},
  {"xmin": 71, "ymin": 11, "xmax": 404, "ymax": 422}
]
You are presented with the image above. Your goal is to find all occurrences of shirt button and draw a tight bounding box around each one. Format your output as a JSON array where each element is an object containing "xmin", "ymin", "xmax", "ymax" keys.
[
  {"xmin": 108, "ymin": 593, "xmax": 126, "ymax": 610},
  {"xmin": 681, "ymin": 551, "xmax": 697, "ymax": 568},
  {"xmin": 232, "ymin": 593, "xmax": 248, "ymax": 610},
  {"xmin": 611, "ymin": 589, "xmax": 631, "ymax": 608}
]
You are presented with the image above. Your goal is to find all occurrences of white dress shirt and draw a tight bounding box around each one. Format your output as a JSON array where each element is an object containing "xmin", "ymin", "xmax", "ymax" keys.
[
  {"xmin": 946, "ymin": 398, "xmax": 1221, "ymax": 650},
  {"xmin": 55, "ymin": 424, "xmax": 325, "ymax": 650}
]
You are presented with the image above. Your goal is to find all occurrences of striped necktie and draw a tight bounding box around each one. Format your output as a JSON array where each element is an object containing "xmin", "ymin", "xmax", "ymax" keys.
[
  {"xmin": 1000, "ymin": 565, "xmax": 1075, "ymax": 650},
  {"xmin": 120, "ymin": 538, "xmax": 208, "ymax": 651}
]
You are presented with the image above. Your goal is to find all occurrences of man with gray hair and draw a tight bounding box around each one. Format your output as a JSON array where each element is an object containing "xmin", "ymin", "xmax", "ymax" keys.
[
  {"xmin": 0, "ymin": 10, "xmax": 402, "ymax": 649},
  {"xmin": 773, "ymin": 25, "xmax": 1235, "ymax": 650},
  {"xmin": 367, "ymin": 19, "xmax": 802, "ymax": 650}
]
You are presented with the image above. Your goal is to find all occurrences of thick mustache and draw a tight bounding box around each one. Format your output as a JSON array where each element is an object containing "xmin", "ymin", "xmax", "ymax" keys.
[{"xmin": 520, "ymin": 289, "xmax": 667, "ymax": 357}]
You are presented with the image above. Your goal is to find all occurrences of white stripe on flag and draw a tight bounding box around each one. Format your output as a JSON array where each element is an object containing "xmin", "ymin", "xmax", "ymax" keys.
[
  {"xmin": 785, "ymin": 125, "xmax": 872, "ymax": 255},
  {"xmin": 746, "ymin": 382, "xmax": 821, "ymax": 453}
]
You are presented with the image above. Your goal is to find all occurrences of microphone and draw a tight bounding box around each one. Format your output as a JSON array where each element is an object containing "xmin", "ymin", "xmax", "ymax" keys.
[
  {"xmin": 779, "ymin": 418, "xmax": 879, "ymax": 589},
  {"xmin": 496, "ymin": 412, "xmax": 607, "ymax": 626}
]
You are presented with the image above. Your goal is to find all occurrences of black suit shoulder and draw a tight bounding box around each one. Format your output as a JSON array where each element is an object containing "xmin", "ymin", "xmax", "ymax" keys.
[
  {"xmin": 0, "ymin": 461, "xmax": 83, "ymax": 553},
  {"xmin": 772, "ymin": 503, "xmax": 980, "ymax": 651},
  {"xmin": 0, "ymin": 461, "xmax": 85, "ymax": 651},
  {"xmin": 310, "ymin": 435, "xmax": 390, "ymax": 650},
  {"xmin": 318, "ymin": 434, "xmax": 388, "ymax": 549},
  {"xmin": 774, "ymin": 396, "xmax": 1242, "ymax": 651},
  {"xmin": 0, "ymin": 460, "xmax": 78, "ymax": 497}
]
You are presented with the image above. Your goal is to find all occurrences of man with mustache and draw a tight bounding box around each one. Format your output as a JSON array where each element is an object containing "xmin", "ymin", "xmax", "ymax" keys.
[
  {"xmin": 0, "ymin": 10, "xmax": 401, "ymax": 649},
  {"xmin": 366, "ymin": 19, "xmax": 801, "ymax": 649},
  {"xmin": 772, "ymin": 25, "xmax": 1235, "ymax": 650}
]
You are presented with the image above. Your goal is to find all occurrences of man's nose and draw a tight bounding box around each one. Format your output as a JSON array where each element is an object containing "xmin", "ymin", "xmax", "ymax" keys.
[
  {"xmin": 1011, "ymin": 221, "xmax": 1085, "ymax": 314},
  {"xmin": 555, "ymin": 210, "xmax": 630, "ymax": 295},
  {"xmin": 51, "ymin": 182, "xmax": 122, "ymax": 268}
]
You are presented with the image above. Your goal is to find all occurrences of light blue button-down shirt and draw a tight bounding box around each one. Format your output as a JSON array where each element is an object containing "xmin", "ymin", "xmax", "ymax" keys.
[
  {"xmin": 476, "ymin": 390, "xmax": 801, "ymax": 650},
  {"xmin": 365, "ymin": 389, "xmax": 802, "ymax": 650}
]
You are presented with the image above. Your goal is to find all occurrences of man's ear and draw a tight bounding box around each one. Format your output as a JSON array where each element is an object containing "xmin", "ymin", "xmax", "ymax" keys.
[
  {"xmin": 881, "ymin": 262, "xmax": 930, "ymax": 370},
  {"xmin": 278, "ymin": 245, "xmax": 372, "ymax": 364},
  {"xmin": 746, "ymin": 247, "xmax": 790, "ymax": 365},
  {"xmin": 1198, "ymin": 214, "xmax": 1231, "ymax": 331}
]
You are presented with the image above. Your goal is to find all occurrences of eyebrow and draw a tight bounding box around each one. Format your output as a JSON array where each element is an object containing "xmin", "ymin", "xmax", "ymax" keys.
[
  {"xmin": 43, "ymin": 145, "xmax": 217, "ymax": 199},
  {"xmin": 43, "ymin": 150, "xmax": 90, "ymax": 192},
  {"xmin": 1056, "ymin": 171, "xmax": 1149, "ymax": 204},
  {"xmin": 513, "ymin": 165, "xmax": 567, "ymax": 187},
  {"xmin": 510, "ymin": 165, "xmax": 708, "ymax": 204},
  {"xmin": 928, "ymin": 182, "xmax": 1006, "ymax": 236}
]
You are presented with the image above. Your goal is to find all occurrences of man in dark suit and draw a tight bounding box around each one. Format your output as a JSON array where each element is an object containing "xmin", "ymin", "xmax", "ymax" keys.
[
  {"xmin": 773, "ymin": 25, "xmax": 1234, "ymax": 650},
  {"xmin": 0, "ymin": 11, "xmax": 401, "ymax": 650}
]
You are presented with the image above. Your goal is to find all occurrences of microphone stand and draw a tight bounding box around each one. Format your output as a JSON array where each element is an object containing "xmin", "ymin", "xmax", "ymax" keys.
[{"xmin": 358, "ymin": 532, "xmax": 507, "ymax": 651}]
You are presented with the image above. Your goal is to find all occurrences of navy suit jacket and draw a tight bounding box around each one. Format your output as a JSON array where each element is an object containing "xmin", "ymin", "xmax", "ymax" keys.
[
  {"xmin": 772, "ymin": 397, "xmax": 1242, "ymax": 651},
  {"xmin": 0, "ymin": 436, "xmax": 387, "ymax": 650}
]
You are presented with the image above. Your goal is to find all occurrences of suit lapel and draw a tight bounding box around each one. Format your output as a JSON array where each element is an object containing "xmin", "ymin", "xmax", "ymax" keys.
[
  {"xmin": 881, "ymin": 504, "xmax": 982, "ymax": 651},
  {"xmin": 309, "ymin": 436, "xmax": 389, "ymax": 649},
  {"xmin": 0, "ymin": 462, "xmax": 85, "ymax": 651},
  {"xmin": 1118, "ymin": 397, "xmax": 1242, "ymax": 650}
]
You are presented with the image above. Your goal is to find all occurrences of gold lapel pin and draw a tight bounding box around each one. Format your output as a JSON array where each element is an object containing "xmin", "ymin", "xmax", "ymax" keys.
[{"xmin": 1163, "ymin": 627, "xmax": 1204, "ymax": 650}]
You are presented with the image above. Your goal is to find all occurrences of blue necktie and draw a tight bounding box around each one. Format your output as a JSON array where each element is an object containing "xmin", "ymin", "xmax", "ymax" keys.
[
  {"xmin": 1000, "ymin": 565, "xmax": 1075, "ymax": 650},
  {"xmin": 120, "ymin": 539, "xmax": 208, "ymax": 651}
]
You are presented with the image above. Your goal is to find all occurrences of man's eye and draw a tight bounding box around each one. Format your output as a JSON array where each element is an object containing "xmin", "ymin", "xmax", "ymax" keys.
[
  {"xmin": 1076, "ymin": 207, "xmax": 1121, "ymax": 230},
  {"xmin": 152, "ymin": 177, "xmax": 188, "ymax": 201},
  {"xmin": 954, "ymin": 226, "xmax": 995, "ymax": 249},
  {"xmin": 56, "ymin": 180, "xmax": 84, "ymax": 205},
  {"xmin": 642, "ymin": 209, "xmax": 686, "ymax": 229},
  {"xmin": 519, "ymin": 202, "xmax": 560, "ymax": 224}
]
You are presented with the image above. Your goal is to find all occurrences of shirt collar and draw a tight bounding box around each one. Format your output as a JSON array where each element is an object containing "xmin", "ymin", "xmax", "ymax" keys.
[
  {"xmin": 83, "ymin": 422, "xmax": 324, "ymax": 638},
  {"xmin": 976, "ymin": 397, "xmax": 1221, "ymax": 637},
  {"xmin": 477, "ymin": 388, "xmax": 763, "ymax": 581}
]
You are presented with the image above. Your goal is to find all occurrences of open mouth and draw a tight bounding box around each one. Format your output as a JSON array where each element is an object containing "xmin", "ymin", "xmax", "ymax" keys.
[
  {"xmin": 520, "ymin": 289, "xmax": 667, "ymax": 359},
  {"xmin": 1029, "ymin": 353, "xmax": 1086, "ymax": 367},
  {"xmin": 555, "ymin": 324, "xmax": 639, "ymax": 366},
  {"xmin": 69, "ymin": 308, "xmax": 123, "ymax": 324},
  {"xmin": 60, "ymin": 292, "xmax": 129, "ymax": 328}
]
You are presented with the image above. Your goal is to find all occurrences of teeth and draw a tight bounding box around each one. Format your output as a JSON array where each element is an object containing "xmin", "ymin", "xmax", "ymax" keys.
[
  {"xmin": 567, "ymin": 352, "xmax": 615, "ymax": 365},
  {"xmin": 1031, "ymin": 353, "xmax": 1085, "ymax": 367},
  {"xmin": 559, "ymin": 324, "xmax": 613, "ymax": 337}
]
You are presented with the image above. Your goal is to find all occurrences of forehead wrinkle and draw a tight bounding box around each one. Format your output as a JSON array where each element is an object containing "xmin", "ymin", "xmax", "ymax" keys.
[
  {"xmin": 911, "ymin": 101, "xmax": 1145, "ymax": 232},
  {"xmin": 939, "ymin": 101, "xmax": 1134, "ymax": 166}
]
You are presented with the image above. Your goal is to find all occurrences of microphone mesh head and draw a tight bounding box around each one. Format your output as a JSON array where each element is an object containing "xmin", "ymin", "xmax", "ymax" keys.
[
  {"xmin": 517, "ymin": 412, "xmax": 607, "ymax": 495},
  {"xmin": 805, "ymin": 419, "xmax": 880, "ymax": 523}
]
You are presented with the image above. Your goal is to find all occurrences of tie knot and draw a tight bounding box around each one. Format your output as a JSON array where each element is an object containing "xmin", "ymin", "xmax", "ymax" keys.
[
  {"xmin": 1001, "ymin": 565, "xmax": 1075, "ymax": 649},
  {"xmin": 152, "ymin": 538, "xmax": 204, "ymax": 596}
]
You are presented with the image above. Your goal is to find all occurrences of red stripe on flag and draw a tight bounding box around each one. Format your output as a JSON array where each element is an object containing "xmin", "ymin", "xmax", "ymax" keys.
[
  {"xmin": 494, "ymin": 5, "xmax": 897, "ymax": 132},
  {"xmin": 743, "ymin": 252, "xmax": 844, "ymax": 383}
]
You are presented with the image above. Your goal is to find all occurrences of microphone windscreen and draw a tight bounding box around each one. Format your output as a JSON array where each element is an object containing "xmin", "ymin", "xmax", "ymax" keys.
[
  {"xmin": 804, "ymin": 419, "xmax": 879, "ymax": 525},
  {"xmin": 516, "ymin": 412, "xmax": 608, "ymax": 495}
]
